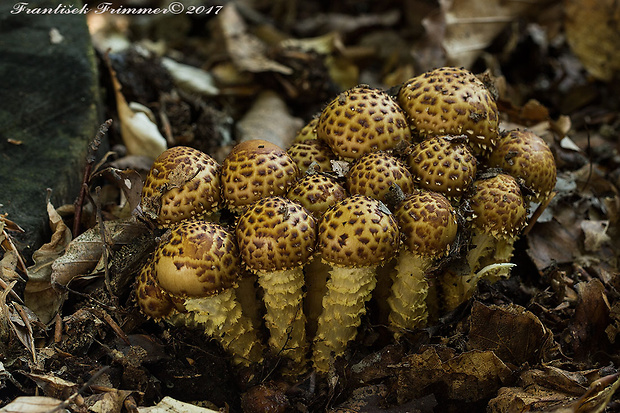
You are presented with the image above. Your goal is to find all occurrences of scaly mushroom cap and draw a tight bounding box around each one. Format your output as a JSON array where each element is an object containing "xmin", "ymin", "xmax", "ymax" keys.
[
  {"xmin": 221, "ymin": 140, "xmax": 300, "ymax": 212},
  {"xmin": 287, "ymin": 140, "xmax": 335, "ymax": 173},
  {"xmin": 395, "ymin": 191, "xmax": 458, "ymax": 258},
  {"xmin": 236, "ymin": 197, "xmax": 317, "ymax": 272},
  {"xmin": 152, "ymin": 220, "xmax": 240, "ymax": 298},
  {"xmin": 346, "ymin": 151, "xmax": 415, "ymax": 204},
  {"xmin": 487, "ymin": 129, "xmax": 557, "ymax": 202},
  {"xmin": 292, "ymin": 117, "xmax": 319, "ymax": 143},
  {"xmin": 136, "ymin": 261, "xmax": 175, "ymax": 319},
  {"xmin": 318, "ymin": 195, "xmax": 400, "ymax": 267},
  {"xmin": 317, "ymin": 85, "xmax": 411, "ymax": 160},
  {"xmin": 141, "ymin": 146, "xmax": 221, "ymax": 227},
  {"xmin": 286, "ymin": 174, "xmax": 348, "ymax": 219},
  {"xmin": 406, "ymin": 136, "xmax": 477, "ymax": 196},
  {"xmin": 398, "ymin": 67, "xmax": 499, "ymax": 155},
  {"xmin": 469, "ymin": 174, "xmax": 527, "ymax": 239}
]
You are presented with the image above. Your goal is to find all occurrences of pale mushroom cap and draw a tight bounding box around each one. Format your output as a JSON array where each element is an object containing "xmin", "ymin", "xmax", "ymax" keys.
[
  {"xmin": 470, "ymin": 174, "xmax": 527, "ymax": 239},
  {"xmin": 487, "ymin": 129, "xmax": 557, "ymax": 201},
  {"xmin": 406, "ymin": 136, "xmax": 477, "ymax": 196},
  {"xmin": 318, "ymin": 195, "xmax": 400, "ymax": 267},
  {"xmin": 286, "ymin": 174, "xmax": 348, "ymax": 219},
  {"xmin": 317, "ymin": 85, "xmax": 411, "ymax": 160},
  {"xmin": 287, "ymin": 140, "xmax": 335, "ymax": 173},
  {"xmin": 153, "ymin": 220, "xmax": 240, "ymax": 298},
  {"xmin": 398, "ymin": 67, "xmax": 499, "ymax": 155},
  {"xmin": 221, "ymin": 139, "xmax": 300, "ymax": 211},
  {"xmin": 236, "ymin": 197, "xmax": 317, "ymax": 272},
  {"xmin": 141, "ymin": 146, "xmax": 221, "ymax": 226},
  {"xmin": 346, "ymin": 151, "xmax": 415, "ymax": 204},
  {"xmin": 395, "ymin": 191, "xmax": 458, "ymax": 258}
]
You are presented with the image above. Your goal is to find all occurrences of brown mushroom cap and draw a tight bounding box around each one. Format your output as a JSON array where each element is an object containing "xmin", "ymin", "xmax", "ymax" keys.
[
  {"xmin": 469, "ymin": 174, "xmax": 527, "ymax": 239},
  {"xmin": 286, "ymin": 174, "xmax": 348, "ymax": 219},
  {"xmin": 152, "ymin": 220, "xmax": 240, "ymax": 298},
  {"xmin": 317, "ymin": 195, "xmax": 400, "ymax": 267},
  {"xmin": 395, "ymin": 191, "xmax": 458, "ymax": 258},
  {"xmin": 398, "ymin": 67, "xmax": 499, "ymax": 155},
  {"xmin": 406, "ymin": 136, "xmax": 477, "ymax": 196},
  {"xmin": 141, "ymin": 146, "xmax": 221, "ymax": 226},
  {"xmin": 236, "ymin": 197, "xmax": 317, "ymax": 272},
  {"xmin": 317, "ymin": 85, "xmax": 411, "ymax": 160},
  {"xmin": 221, "ymin": 139, "xmax": 300, "ymax": 212},
  {"xmin": 487, "ymin": 129, "xmax": 557, "ymax": 201},
  {"xmin": 136, "ymin": 261, "xmax": 174, "ymax": 319},
  {"xmin": 346, "ymin": 151, "xmax": 415, "ymax": 204},
  {"xmin": 287, "ymin": 140, "xmax": 335, "ymax": 173}
]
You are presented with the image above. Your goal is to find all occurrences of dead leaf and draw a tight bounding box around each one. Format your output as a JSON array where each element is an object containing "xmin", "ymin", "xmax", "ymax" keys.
[
  {"xmin": 468, "ymin": 302, "xmax": 555, "ymax": 366},
  {"xmin": 23, "ymin": 372, "xmax": 78, "ymax": 400},
  {"xmin": 580, "ymin": 220, "xmax": 611, "ymax": 252},
  {"xmin": 570, "ymin": 279, "xmax": 610, "ymax": 360},
  {"xmin": 85, "ymin": 389, "xmax": 134, "ymax": 413},
  {"xmin": 564, "ymin": 0, "xmax": 620, "ymax": 81},
  {"xmin": 137, "ymin": 396, "xmax": 221, "ymax": 412},
  {"xmin": 430, "ymin": 0, "xmax": 546, "ymax": 68},
  {"xmin": 0, "ymin": 396, "xmax": 67, "ymax": 412},
  {"xmin": 396, "ymin": 346, "xmax": 512, "ymax": 403}
]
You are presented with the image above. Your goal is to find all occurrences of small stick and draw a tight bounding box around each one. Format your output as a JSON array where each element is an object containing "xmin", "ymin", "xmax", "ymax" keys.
[{"xmin": 73, "ymin": 119, "xmax": 112, "ymax": 237}]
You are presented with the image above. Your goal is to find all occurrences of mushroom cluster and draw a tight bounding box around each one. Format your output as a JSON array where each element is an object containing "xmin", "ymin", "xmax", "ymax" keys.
[{"xmin": 134, "ymin": 66, "xmax": 557, "ymax": 376}]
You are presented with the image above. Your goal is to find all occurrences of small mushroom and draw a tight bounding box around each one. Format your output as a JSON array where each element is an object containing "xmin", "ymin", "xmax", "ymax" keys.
[
  {"xmin": 312, "ymin": 195, "xmax": 399, "ymax": 372},
  {"xmin": 487, "ymin": 129, "xmax": 557, "ymax": 203},
  {"xmin": 406, "ymin": 136, "xmax": 477, "ymax": 199},
  {"xmin": 286, "ymin": 173, "xmax": 348, "ymax": 220},
  {"xmin": 346, "ymin": 151, "xmax": 415, "ymax": 205},
  {"xmin": 317, "ymin": 85, "xmax": 411, "ymax": 160},
  {"xmin": 136, "ymin": 220, "xmax": 263, "ymax": 366},
  {"xmin": 221, "ymin": 139, "xmax": 300, "ymax": 212},
  {"xmin": 287, "ymin": 140, "xmax": 335, "ymax": 174},
  {"xmin": 292, "ymin": 117, "xmax": 319, "ymax": 143},
  {"xmin": 140, "ymin": 146, "xmax": 221, "ymax": 226},
  {"xmin": 442, "ymin": 174, "xmax": 527, "ymax": 311},
  {"xmin": 235, "ymin": 197, "xmax": 317, "ymax": 369},
  {"xmin": 388, "ymin": 191, "xmax": 458, "ymax": 337},
  {"xmin": 398, "ymin": 67, "xmax": 500, "ymax": 156}
]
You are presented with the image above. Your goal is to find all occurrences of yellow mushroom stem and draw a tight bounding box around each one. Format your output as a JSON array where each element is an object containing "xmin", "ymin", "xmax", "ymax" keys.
[
  {"xmin": 257, "ymin": 267, "xmax": 307, "ymax": 368},
  {"xmin": 387, "ymin": 250, "xmax": 431, "ymax": 337},
  {"xmin": 312, "ymin": 265, "xmax": 377, "ymax": 373},
  {"xmin": 184, "ymin": 289, "xmax": 264, "ymax": 367}
]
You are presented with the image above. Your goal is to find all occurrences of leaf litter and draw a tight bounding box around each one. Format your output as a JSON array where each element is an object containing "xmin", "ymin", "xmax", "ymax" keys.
[{"xmin": 1, "ymin": 0, "xmax": 620, "ymax": 411}]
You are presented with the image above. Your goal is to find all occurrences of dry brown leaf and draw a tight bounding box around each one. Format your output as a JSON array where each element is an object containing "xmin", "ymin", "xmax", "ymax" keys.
[
  {"xmin": 137, "ymin": 396, "xmax": 221, "ymax": 412},
  {"xmin": 0, "ymin": 396, "xmax": 67, "ymax": 413},
  {"xmin": 429, "ymin": 0, "xmax": 546, "ymax": 68},
  {"xmin": 580, "ymin": 220, "xmax": 611, "ymax": 252},
  {"xmin": 23, "ymin": 372, "xmax": 78, "ymax": 400},
  {"xmin": 564, "ymin": 0, "xmax": 620, "ymax": 81},
  {"xmin": 396, "ymin": 346, "xmax": 512, "ymax": 403},
  {"xmin": 570, "ymin": 279, "xmax": 610, "ymax": 360},
  {"xmin": 85, "ymin": 389, "xmax": 134, "ymax": 413},
  {"xmin": 218, "ymin": 5, "xmax": 293, "ymax": 75}
]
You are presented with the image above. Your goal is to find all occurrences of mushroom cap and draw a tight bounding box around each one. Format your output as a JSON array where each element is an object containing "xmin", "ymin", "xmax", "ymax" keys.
[
  {"xmin": 406, "ymin": 136, "xmax": 477, "ymax": 196},
  {"xmin": 221, "ymin": 140, "xmax": 300, "ymax": 212},
  {"xmin": 317, "ymin": 85, "xmax": 411, "ymax": 160},
  {"xmin": 287, "ymin": 140, "xmax": 335, "ymax": 173},
  {"xmin": 135, "ymin": 261, "xmax": 174, "ymax": 319},
  {"xmin": 487, "ymin": 129, "xmax": 557, "ymax": 201},
  {"xmin": 286, "ymin": 174, "xmax": 348, "ymax": 219},
  {"xmin": 292, "ymin": 117, "xmax": 319, "ymax": 143},
  {"xmin": 236, "ymin": 197, "xmax": 317, "ymax": 272},
  {"xmin": 469, "ymin": 174, "xmax": 527, "ymax": 239},
  {"xmin": 152, "ymin": 220, "xmax": 240, "ymax": 298},
  {"xmin": 318, "ymin": 195, "xmax": 400, "ymax": 267},
  {"xmin": 346, "ymin": 151, "xmax": 415, "ymax": 204},
  {"xmin": 141, "ymin": 146, "xmax": 221, "ymax": 227},
  {"xmin": 398, "ymin": 67, "xmax": 499, "ymax": 155},
  {"xmin": 395, "ymin": 191, "xmax": 458, "ymax": 258}
]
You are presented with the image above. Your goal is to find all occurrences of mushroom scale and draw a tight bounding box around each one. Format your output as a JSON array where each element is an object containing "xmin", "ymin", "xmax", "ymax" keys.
[
  {"xmin": 235, "ymin": 197, "xmax": 317, "ymax": 369},
  {"xmin": 140, "ymin": 146, "xmax": 221, "ymax": 227},
  {"xmin": 312, "ymin": 195, "xmax": 399, "ymax": 372},
  {"xmin": 317, "ymin": 85, "xmax": 411, "ymax": 160},
  {"xmin": 147, "ymin": 220, "xmax": 263, "ymax": 366},
  {"xmin": 442, "ymin": 174, "xmax": 527, "ymax": 311},
  {"xmin": 398, "ymin": 67, "xmax": 499, "ymax": 156},
  {"xmin": 221, "ymin": 139, "xmax": 300, "ymax": 212},
  {"xmin": 388, "ymin": 191, "xmax": 458, "ymax": 336}
]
